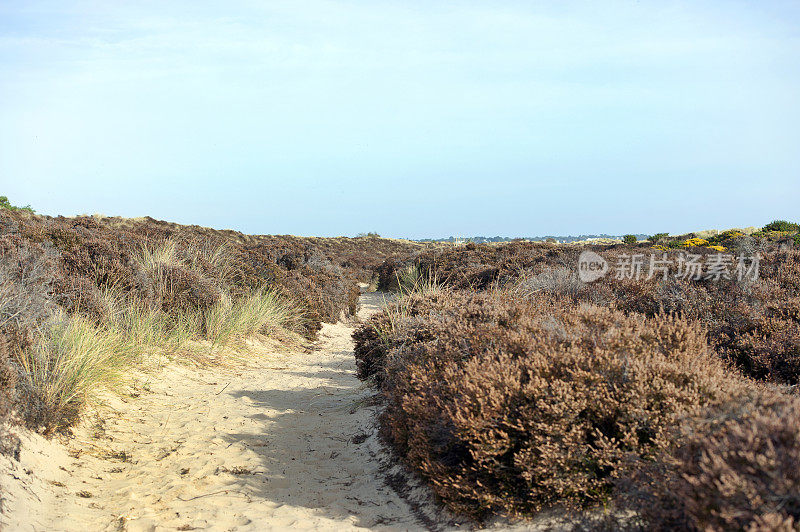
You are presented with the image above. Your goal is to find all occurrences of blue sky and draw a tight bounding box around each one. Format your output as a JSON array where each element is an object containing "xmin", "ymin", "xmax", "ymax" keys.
[{"xmin": 1, "ymin": 1, "xmax": 798, "ymax": 238}]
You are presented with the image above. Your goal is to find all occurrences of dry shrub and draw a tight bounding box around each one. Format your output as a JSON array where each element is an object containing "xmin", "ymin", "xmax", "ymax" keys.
[
  {"xmin": 0, "ymin": 210, "xmax": 391, "ymax": 434},
  {"xmin": 356, "ymin": 290, "xmax": 744, "ymax": 518},
  {"xmin": 376, "ymin": 258, "xmax": 403, "ymax": 291},
  {"xmin": 623, "ymin": 390, "xmax": 800, "ymax": 531},
  {"xmin": 0, "ymin": 236, "xmax": 57, "ymax": 330},
  {"xmin": 158, "ymin": 263, "xmax": 222, "ymax": 312},
  {"xmin": 403, "ymin": 242, "xmax": 800, "ymax": 385},
  {"xmin": 513, "ymin": 266, "xmax": 584, "ymax": 299},
  {"xmin": 0, "ymin": 239, "xmax": 59, "ymax": 434},
  {"xmin": 412, "ymin": 241, "xmax": 582, "ymax": 290},
  {"xmin": 0, "ymin": 210, "xmax": 388, "ymax": 340}
]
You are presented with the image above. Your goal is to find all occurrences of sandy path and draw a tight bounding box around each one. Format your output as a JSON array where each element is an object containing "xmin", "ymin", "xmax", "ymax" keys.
[{"xmin": 4, "ymin": 292, "xmax": 445, "ymax": 531}]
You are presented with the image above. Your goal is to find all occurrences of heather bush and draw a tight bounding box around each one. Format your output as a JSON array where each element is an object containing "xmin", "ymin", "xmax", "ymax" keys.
[
  {"xmin": 622, "ymin": 390, "xmax": 800, "ymax": 531},
  {"xmin": 402, "ymin": 241, "xmax": 800, "ymax": 385},
  {"xmin": 0, "ymin": 241, "xmax": 60, "ymax": 431},
  {"xmin": 512, "ymin": 267, "xmax": 584, "ymax": 299},
  {"xmin": 411, "ymin": 241, "xmax": 583, "ymax": 291},
  {"xmin": 355, "ymin": 290, "xmax": 744, "ymax": 518},
  {"xmin": 355, "ymin": 240, "xmax": 800, "ymax": 523},
  {"xmin": 376, "ymin": 258, "xmax": 403, "ymax": 291},
  {"xmin": 0, "ymin": 238, "xmax": 57, "ymax": 331},
  {"xmin": 0, "ymin": 210, "xmax": 396, "ymax": 340}
]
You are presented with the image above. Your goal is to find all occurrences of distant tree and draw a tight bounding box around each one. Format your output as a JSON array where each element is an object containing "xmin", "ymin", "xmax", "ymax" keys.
[
  {"xmin": 763, "ymin": 220, "xmax": 800, "ymax": 232},
  {"xmin": 648, "ymin": 233, "xmax": 669, "ymax": 243},
  {"xmin": 623, "ymin": 234, "xmax": 638, "ymax": 245},
  {"xmin": 0, "ymin": 196, "xmax": 34, "ymax": 213}
]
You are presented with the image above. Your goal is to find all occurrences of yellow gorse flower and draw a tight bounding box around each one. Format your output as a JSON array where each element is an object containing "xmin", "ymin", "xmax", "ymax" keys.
[{"xmin": 681, "ymin": 238, "xmax": 709, "ymax": 247}]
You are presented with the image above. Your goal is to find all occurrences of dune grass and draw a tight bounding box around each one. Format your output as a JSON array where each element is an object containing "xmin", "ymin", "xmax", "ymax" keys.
[
  {"xmin": 372, "ymin": 265, "xmax": 444, "ymax": 346},
  {"xmin": 15, "ymin": 312, "xmax": 136, "ymax": 427},
  {"xmin": 204, "ymin": 288, "xmax": 306, "ymax": 349},
  {"xmin": 14, "ymin": 283, "xmax": 303, "ymax": 432},
  {"xmin": 395, "ymin": 264, "xmax": 441, "ymax": 297},
  {"xmin": 100, "ymin": 288, "xmax": 202, "ymax": 355}
]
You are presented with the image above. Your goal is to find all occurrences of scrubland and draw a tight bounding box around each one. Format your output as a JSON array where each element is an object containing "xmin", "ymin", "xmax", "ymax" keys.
[
  {"xmin": 2, "ymin": 207, "xmax": 800, "ymax": 531},
  {"xmin": 356, "ymin": 225, "xmax": 800, "ymax": 530},
  {"xmin": 0, "ymin": 209, "xmax": 422, "ymax": 441}
]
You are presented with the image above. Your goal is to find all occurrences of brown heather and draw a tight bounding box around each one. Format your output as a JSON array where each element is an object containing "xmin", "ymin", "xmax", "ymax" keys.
[
  {"xmin": 621, "ymin": 389, "xmax": 800, "ymax": 531},
  {"xmin": 0, "ymin": 210, "xmax": 424, "ymax": 337},
  {"xmin": 0, "ymin": 209, "xmax": 427, "ymax": 435},
  {"xmin": 359, "ymin": 238, "xmax": 800, "ymax": 524},
  {"xmin": 354, "ymin": 289, "xmax": 748, "ymax": 518},
  {"xmin": 378, "ymin": 241, "xmax": 800, "ymax": 385},
  {"xmin": 4, "ymin": 212, "xmax": 799, "ymax": 526}
]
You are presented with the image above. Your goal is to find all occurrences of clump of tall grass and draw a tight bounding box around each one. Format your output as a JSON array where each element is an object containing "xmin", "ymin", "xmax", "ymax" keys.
[
  {"xmin": 99, "ymin": 288, "xmax": 202, "ymax": 355},
  {"xmin": 181, "ymin": 238, "xmax": 236, "ymax": 285},
  {"xmin": 370, "ymin": 265, "xmax": 443, "ymax": 347},
  {"xmin": 15, "ymin": 312, "xmax": 137, "ymax": 432},
  {"xmin": 7, "ymin": 266, "xmax": 303, "ymax": 433},
  {"xmin": 204, "ymin": 288, "xmax": 306, "ymax": 349},
  {"xmin": 395, "ymin": 264, "xmax": 441, "ymax": 297},
  {"xmin": 135, "ymin": 238, "xmax": 179, "ymax": 271}
]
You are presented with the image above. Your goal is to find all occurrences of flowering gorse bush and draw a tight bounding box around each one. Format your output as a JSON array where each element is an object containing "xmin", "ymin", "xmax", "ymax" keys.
[{"xmin": 681, "ymin": 237, "xmax": 709, "ymax": 247}]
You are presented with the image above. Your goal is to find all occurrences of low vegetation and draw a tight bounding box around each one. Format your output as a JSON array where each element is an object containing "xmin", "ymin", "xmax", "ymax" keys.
[
  {"xmin": 621, "ymin": 389, "xmax": 800, "ymax": 530},
  {"xmin": 0, "ymin": 196, "xmax": 34, "ymax": 213},
  {"xmin": 3, "ymin": 201, "xmax": 799, "ymax": 528},
  {"xmin": 376, "ymin": 231, "xmax": 800, "ymax": 385},
  {"xmin": 0, "ymin": 207, "xmax": 426, "ymax": 439},
  {"xmin": 357, "ymin": 221, "xmax": 800, "ymax": 528},
  {"xmin": 763, "ymin": 219, "xmax": 800, "ymax": 233}
]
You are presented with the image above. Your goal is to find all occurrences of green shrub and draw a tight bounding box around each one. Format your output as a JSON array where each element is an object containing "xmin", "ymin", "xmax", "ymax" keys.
[
  {"xmin": 763, "ymin": 220, "xmax": 800, "ymax": 232},
  {"xmin": 647, "ymin": 233, "xmax": 668, "ymax": 243},
  {"xmin": 623, "ymin": 234, "xmax": 638, "ymax": 245},
  {"xmin": 0, "ymin": 196, "xmax": 35, "ymax": 213}
]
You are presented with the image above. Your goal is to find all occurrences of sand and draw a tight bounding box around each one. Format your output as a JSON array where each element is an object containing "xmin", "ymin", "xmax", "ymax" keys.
[{"xmin": 1, "ymin": 292, "xmax": 567, "ymax": 531}]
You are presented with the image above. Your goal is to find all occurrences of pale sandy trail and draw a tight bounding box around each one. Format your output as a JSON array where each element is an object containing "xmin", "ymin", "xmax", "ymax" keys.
[{"xmin": 4, "ymin": 292, "xmax": 445, "ymax": 531}]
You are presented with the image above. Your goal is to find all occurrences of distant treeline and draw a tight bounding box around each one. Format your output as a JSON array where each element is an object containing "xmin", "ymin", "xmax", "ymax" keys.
[{"xmin": 416, "ymin": 234, "xmax": 649, "ymax": 244}]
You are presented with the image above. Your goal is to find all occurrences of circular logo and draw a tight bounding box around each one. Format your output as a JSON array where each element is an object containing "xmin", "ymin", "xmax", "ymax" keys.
[{"xmin": 578, "ymin": 250, "xmax": 608, "ymax": 282}]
